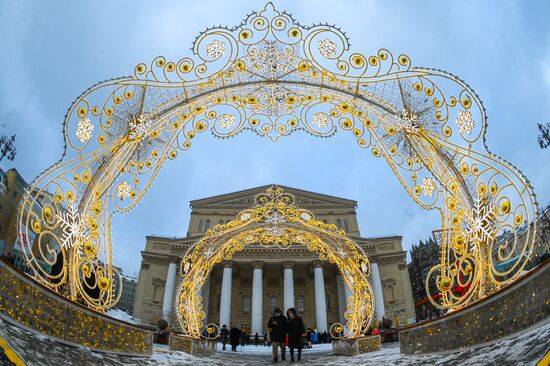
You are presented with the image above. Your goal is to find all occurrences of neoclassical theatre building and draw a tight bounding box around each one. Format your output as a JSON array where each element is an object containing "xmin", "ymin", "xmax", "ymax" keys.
[{"xmin": 133, "ymin": 185, "xmax": 415, "ymax": 334}]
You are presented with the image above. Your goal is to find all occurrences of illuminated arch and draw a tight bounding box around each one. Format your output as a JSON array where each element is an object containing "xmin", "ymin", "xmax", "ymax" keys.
[
  {"xmin": 17, "ymin": 3, "xmax": 538, "ymax": 315},
  {"xmin": 176, "ymin": 186, "xmax": 374, "ymax": 338}
]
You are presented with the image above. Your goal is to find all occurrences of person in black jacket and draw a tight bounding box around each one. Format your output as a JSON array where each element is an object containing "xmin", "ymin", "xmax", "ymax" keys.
[
  {"xmin": 267, "ymin": 307, "xmax": 288, "ymax": 363},
  {"xmin": 229, "ymin": 326, "xmax": 241, "ymax": 352},
  {"xmin": 220, "ymin": 324, "xmax": 229, "ymax": 350},
  {"xmin": 287, "ymin": 308, "xmax": 305, "ymax": 362}
]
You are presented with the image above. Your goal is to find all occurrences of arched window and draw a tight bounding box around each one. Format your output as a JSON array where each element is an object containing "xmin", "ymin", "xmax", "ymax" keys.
[
  {"xmin": 205, "ymin": 219, "xmax": 211, "ymax": 231},
  {"xmin": 386, "ymin": 285, "xmax": 395, "ymax": 302},
  {"xmin": 219, "ymin": 219, "xmax": 224, "ymax": 225},
  {"xmin": 344, "ymin": 219, "xmax": 349, "ymax": 231},
  {"xmin": 269, "ymin": 296, "xmax": 278, "ymax": 311},
  {"xmin": 243, "ymin": 295, "xmax": 251, "ymax": 313},
  {"xmin": 198, "ymin": 219, "xmax": 203, "ymax": 232},
  {"xmin": 297, "ymin": 295, "xmax": 305, "ymax": 313},
  {"xmin": 336, "ymin": 219, "xmax": 342, "ymax": 229}
]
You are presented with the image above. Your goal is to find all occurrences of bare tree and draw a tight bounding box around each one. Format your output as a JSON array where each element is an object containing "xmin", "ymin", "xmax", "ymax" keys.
[{"xmin": 537, "ymin": 123, "xmax": 550, "ymax": 149}]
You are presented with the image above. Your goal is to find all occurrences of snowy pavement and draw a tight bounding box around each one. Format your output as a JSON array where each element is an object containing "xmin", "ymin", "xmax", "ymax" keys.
[{"xmin": 1, "ymin": 316, "xmax": 549, "ymax": 365}]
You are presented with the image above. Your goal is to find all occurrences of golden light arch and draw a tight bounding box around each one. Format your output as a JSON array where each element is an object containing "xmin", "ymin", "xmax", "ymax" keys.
[
  {"xmin": 176, "ymin": 186, "xmax": 374, "ymax": 339},
  {"xmin": 17, "ymin": 2, "xmax": 539, "ymax": 319}
]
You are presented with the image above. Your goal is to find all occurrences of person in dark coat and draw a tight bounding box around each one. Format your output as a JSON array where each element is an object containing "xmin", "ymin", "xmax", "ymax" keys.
[
  {"xmin": 229, "ymin": 326, "xmax": 241, "ymax": 352},
  {"xmin": 286, "ymin": 308, "xmax": 305, "ymax": 362},
  {"xmin": 267, "ymin": 307, "xmax": 288, "ymax": 363},
  {"xmin": 255, "ymin": 332, "xmax": 259, "ymax": 346},
  {"xmin": 220, "ymin": 324, "xmax": 229, "ymax": 350}
]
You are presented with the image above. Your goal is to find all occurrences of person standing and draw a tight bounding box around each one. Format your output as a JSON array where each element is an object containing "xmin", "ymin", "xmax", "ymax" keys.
[
  {"xmin": 220, "ymin": 324, "xmax": 229, "ymax": 350},
  {"xmin": 286, "ymin": 308, "xmax": 305, "ymax": 363},
  {"xmin": 229, "ymin": 326, "xmax": 241, "ymax": 352},
  {"xmin": 267, "ymin": 307, "xmax": 288, "ymax": 363},
  {"xmin": 255, "ymin": 332, "xmax": 259, "ymax": 346}
]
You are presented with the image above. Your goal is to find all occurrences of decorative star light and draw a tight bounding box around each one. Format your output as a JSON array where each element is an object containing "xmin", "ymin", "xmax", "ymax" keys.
[
  {"xmin": 256, "ymin": 84, "xmax": 288, "ymax": 116},
  {"xmin": 361, "ymin": 261, "xmax": 369, "ymax": 274},
  {"xmin": 57, "ymin": 201, "xmax": 89, "ymax": 249},
  {"xmin": 337, "ymin": 247, "xmax": 347, "ymax": 258},
  {"xmin": 240, "ymin": 212, "xmax": 251, "ymax": 221},
  {"xmin": 219, "ymin": 114, "xmax": 235, "ymax": 129},
  {"xmin": 300, "ymin": 212, "xmax": 312, "ymax": 221},
  {"xmin": 265, "ymin": 212, "xmax": 285, "ymax": 237},
  {"xmin": 254, "ymin": 41, "xmax": 290, "ymax": 79},
  {"xmin": 455, "ymin": 110, "xmax": 475, "ymax": 135},
  {"xmin": 75, "ymin": 118, "xmax": 94, "ymax": 143},
  {"xmin": 203, "ymin": 247, "xmax": 214, "ymax": 258},
  {"xmin": 128, "ymin": 114, "xmax": 153, "ymax": 140},
  {"xmin": 116, "ymin": 181, "xmax": 132, "ymax": 200},
  {"xmin": 312, "ymin": 112, "xmax": 329, "ymax": 128},
  {"xmin": 183, "ymin": 261, "xmax": 190, "ymax": 273},
  {"xmin": 420, "ymin": 178, "xmax": 437, "ymax": 197},
  {"xmin": 466, "ymin": 196, "xmax": 496, "ymax": 246},
  {"xmin": 318, "ymin": 38, "xmax": 337, "ymax": 58},
  {"xmin": 206, "ymin": 39, "xmax": 226, "ymax": 60},
  {"xmin": 394, "ymin": 108, "xmax": 419, "ymax": 133}
]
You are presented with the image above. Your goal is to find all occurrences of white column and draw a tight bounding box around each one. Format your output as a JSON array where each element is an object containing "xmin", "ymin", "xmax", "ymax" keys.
[
  {"xmin": 313, "ymin": 261, "xmax": 328, "ymax": 332},
  {"xmin": 201, "ymin": 277, "xmax": 211, "ymax": 324},
  {"xmin": 370, "ymin": 261, "xmax": 385, "ymax": 320},
  {"xmin": 251, "ymin": 261, "xmax": 263, "ymax": 336},
  {"xmin": 219, "ymin": 261, "xmax": 233, "ymax": 328},
  {"xmin": 162, "ymin": 257, "xmax": 178, "ymax": 320},
  {"xmin": 283, "ymin": 261, "xmax": 295, "ymax": 312},
  {"xmin": 337, "ymin": 275, "xmax": 346, "ymax": 324},
  {"xmin": 399, "ymin": 263, "xmax": 416, "ymax": 324}
]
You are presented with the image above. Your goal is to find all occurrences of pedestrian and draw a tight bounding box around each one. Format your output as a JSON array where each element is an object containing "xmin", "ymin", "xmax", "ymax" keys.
[
  {"xmin": 220, "ymin": 324, "xmax": 229, "ymax": 350},
  {"xmin": 241, "ymin": 329, "xmax": 246, "ymax": 348},
  {"xmin": 229, "ymin": 326, "xmax": 241, "ymax": 352},
  {"xmin": 267, "ymin": 307, "xmax": 288, "ymax": 363},
  {"xmin": 286, "ymin": 308, "xmax": 305, "ymax": 363},
  {"xmin": 255, "ymin": 332, "xmax": 259, "ymax": 346}
]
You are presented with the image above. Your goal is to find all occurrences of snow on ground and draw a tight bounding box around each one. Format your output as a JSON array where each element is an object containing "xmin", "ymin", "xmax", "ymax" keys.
[
  {"xmin": 105, "ymin": 309, "xmax": 138, "ymax": 324},
  {"xmin": 0, "ymin": 316, "xmax": 548, "ymax": 365}
]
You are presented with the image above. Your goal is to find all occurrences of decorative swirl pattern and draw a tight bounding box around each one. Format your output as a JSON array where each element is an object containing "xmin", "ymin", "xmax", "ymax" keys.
[{"xmin": 16, "ymin": 2, "xmax": 538, "ymax": 327}]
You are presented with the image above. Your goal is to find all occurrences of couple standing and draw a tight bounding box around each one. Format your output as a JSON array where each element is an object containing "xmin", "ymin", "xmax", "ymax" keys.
[{"xmin": 267, "ymin": 307, "xmax": 305, "ymax": 363}]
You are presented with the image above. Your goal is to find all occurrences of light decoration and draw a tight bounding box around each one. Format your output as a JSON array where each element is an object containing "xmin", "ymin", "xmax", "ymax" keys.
[
  {"xmin": 206, "ymin": 39, "xmax": 226, "ymax": 60},
  {"xmin": 421, "ymin": 178, "xmax": 437, "ymax": 197},
  {"xmin": 318, "ymin": 38, "xmax": 337, "ymax": 58},
  {"xmin": 16, "ymin": 3, "xmax": 539, "ymax": 318},
  {"xmin": 455, "ymin": 110, "xmax": 475, "ymax": 135},
  {"xmin": 56, "ymin": 200, "xmax": 89, "ymax": 249},
  {"xmin": 116, "ymin": 181, "xmax": 132, "ymax": 200},
  {"xmin": 75, "ymin": 118, "xmax": 94, "ymax": 143},
  {"xmin": 465, "ymin": 196, "xmax": 497, "ymax": 246},
  {"xmin": 175, "ymin": 186, "xmax": 374, "ymax": 339},
  {"xmin": 219, "ymin": 114, "xmax": 235, "ymax": 128}
]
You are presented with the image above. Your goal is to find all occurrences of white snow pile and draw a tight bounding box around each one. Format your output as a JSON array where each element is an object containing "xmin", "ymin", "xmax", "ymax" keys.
[{"xmin": 106, "ymin": 308, "xmax": 139, "ymax": 324}]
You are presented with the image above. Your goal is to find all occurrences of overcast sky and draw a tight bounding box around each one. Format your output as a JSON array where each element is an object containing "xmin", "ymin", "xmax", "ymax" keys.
[{"xmin": 1, "ymin": 0, "xmax": 549, "ymax": 277}]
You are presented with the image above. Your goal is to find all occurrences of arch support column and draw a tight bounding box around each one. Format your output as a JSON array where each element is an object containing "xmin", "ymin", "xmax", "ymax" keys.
[
  {"xmin": 371, "ymin": 261, "xmax": 385, "ymax": 320},
  {"xmin": 313, "ymin": 260, "xmax": 328, "ymax": 332},
  {"xmin": 251, "ymin": 261, "xmax": 263, "ymax": 336},
  {"xmin": 219, "ymin": 261, "xmax": 233, "ymax": 328},
  {"xmin": 283, "ymin": 261, "xmax": 295, "ymax": 312}
]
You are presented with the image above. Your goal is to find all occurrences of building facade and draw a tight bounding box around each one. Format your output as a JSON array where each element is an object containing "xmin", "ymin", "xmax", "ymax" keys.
[
  {"xmin": 133, "ymin": 185, "xmax": 416, "ymax": 333},
  {"xmin": 116, "ymin": 275, "xmax": 138, "ymax": 316}
]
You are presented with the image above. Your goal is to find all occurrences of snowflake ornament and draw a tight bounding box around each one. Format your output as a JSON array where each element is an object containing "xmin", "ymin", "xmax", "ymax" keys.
[
  {"xmin": 300, "ymin": 212, "xmax": 312, "ymax": 221},
  {"xmin": 256, "ymin": 84, "xmax": 288, "ymax": 116},
  {"xmin": 420, "ymin": 178, "xmax": 437, "ymax": 197},
  {"xmin": 395, "ymin": 108, "xmax": 419, "ymax": 133},
  {"xmin": 455, "ymin": 110, "xmax": 475, "ymax": 135},
  {"xmin": 312, "ymin": 112, "xmax": 329, "ymax": 128},
  {"xmin": 206, "ymin": 39, "xmax": 226, "ymax": 60},
  {"xmin": 183, "ymin": 261, "xmax": 191, "ymax": 274},
  {"xmin": 116, "ymin": 181, "xmax": 132, "ymax": 200},
  {"xmin": 466, "ymin": 196, "xmax": 496, "ymax": 246},
  {"xmin": 361, "ymin": 261, "xmax": 369, "ymax": 274},
  {"xmin": 219, "ymin": 114, "xmax": 235, "ymax": 129},
  {"xmin": 57, "ymin": 201, "xmax": 90, "ymax": 249},
  {"xmin": 128, "ymin": 114, "xmax": 153, "ymax": 140},
  {"xmin": 75, "ymin": 118, "xmax": 94, "ymax": 143},
  {"xmin": 240, "ymin": 212, "xmax": 251, "ymax": 221},
  {"xmin": 254, "ymin": 41, "xmax": 291, "ymax": 79},
  {"xmin": 318, "ymin": 39, "xmax": 337, "ymax": 58}
]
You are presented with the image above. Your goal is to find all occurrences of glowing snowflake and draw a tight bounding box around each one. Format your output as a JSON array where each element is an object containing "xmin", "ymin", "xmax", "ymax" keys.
[
  {"xmin": 300, "ymin": 212, "xmax": 312, "ymax": 221},
  {"xmin": 128, "ymin": 114, "xmax": 153, "ymax": 140},
  {"xmin": 254, "ymin": 41, "xmax": 290, "ymax": 79},
  {"xmin": 361, "ymin": 261, "xmax": 369, "ymax": 274},
  {"xmin": 75, "ymin": 118, "xmax": 94, "ymax": 143},
  {"xmin": 116, "ymin": 181, "xmax": 131, "ymax": 200},
  {"xmin": 318, "ymin": 38, "xmax": 337, "ymax": 58},
  {"xmin": 312, "ymin": 112, "xmax": 329, "ymax": 128},
  {"xmin": 466, "ymin": 196, "xmax": 496, "ymax": 245},
  {"xmin": 395, "ymin": 108, "xmax": 419, "ymax": 133},
  {"xmin": 183, "ymin": 261, "xmax": 190, "ymax": 273},
  {"xmin": 240, "ymin": 212, "xmax": 251, "ymax": 221},
  {"xmin": 337, "ymin": 247, "xmax": 347, "ymax": 258},
  {"xmin": 57, "ymin": 201, "xmax": 89, "ymax": 249},
  {"xmin": 219, "ymin": 114, "xmax": 235, "ymax": 129},
  {"xmin": 455, "ymin": 110, "xmax": 475, "ymax": 135},
  {"xmin": 206, "ymin": 39, "xmax": 226, "ymax": 60},
  {"xmin": 203, "ymin": 247, "xmax": 214, "ymax": 258},
  {"xmin": 256, "ymin": 84, "xmax": 288, "ymax": 116},
  {"xmin": 420, "ymin": 178, "xmax": 437, "ymax": 197}
]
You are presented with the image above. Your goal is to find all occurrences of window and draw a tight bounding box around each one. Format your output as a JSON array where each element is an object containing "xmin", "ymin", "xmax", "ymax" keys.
[
  {"xmin": 243, "ymin": 295, "xmax": 251, "ymax": 313},
  {"xmin": 198, "ymin": 219, "xmax": 203, "ymax": 232},
  {"xmin": 344, "ymin": 219, "xmax": 349, "ymax": 231},
  {"xmin": 219, "ymin": 219, "xmax": 224, "ymax": 225},
  {"xmin": 297, "ymin": 295, "xmax": 305, "ymax": 313},
  {"xmin": 336, "ymin": 219, "xmax": 342, "ymax": 229},
  {"xmin": 326, "ymin": 294, "xmax": 331, "ymax": 311},
  {"xmin": 386, "ymin": 285, "xmax": 395, "ymax": 302},
  {"xmin": 205, "ymin": 219, "xmax": 210, "ymax": 231},
  {"xmin": 269, "ymin": 296, "xmax": 278, "ymax": 311},
  {"xmin": 323, "ymin": 220, "xmax": 327, "ymax": 224}
]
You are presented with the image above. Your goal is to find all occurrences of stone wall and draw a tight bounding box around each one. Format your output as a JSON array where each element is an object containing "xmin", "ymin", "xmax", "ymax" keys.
[
  {"xmin": 0, "ymin": 259, "xmax": 153, "ymax": 355},
  {"xmin": 400, "ymin": 259, "xmax": 550, "ymax": 354}
]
